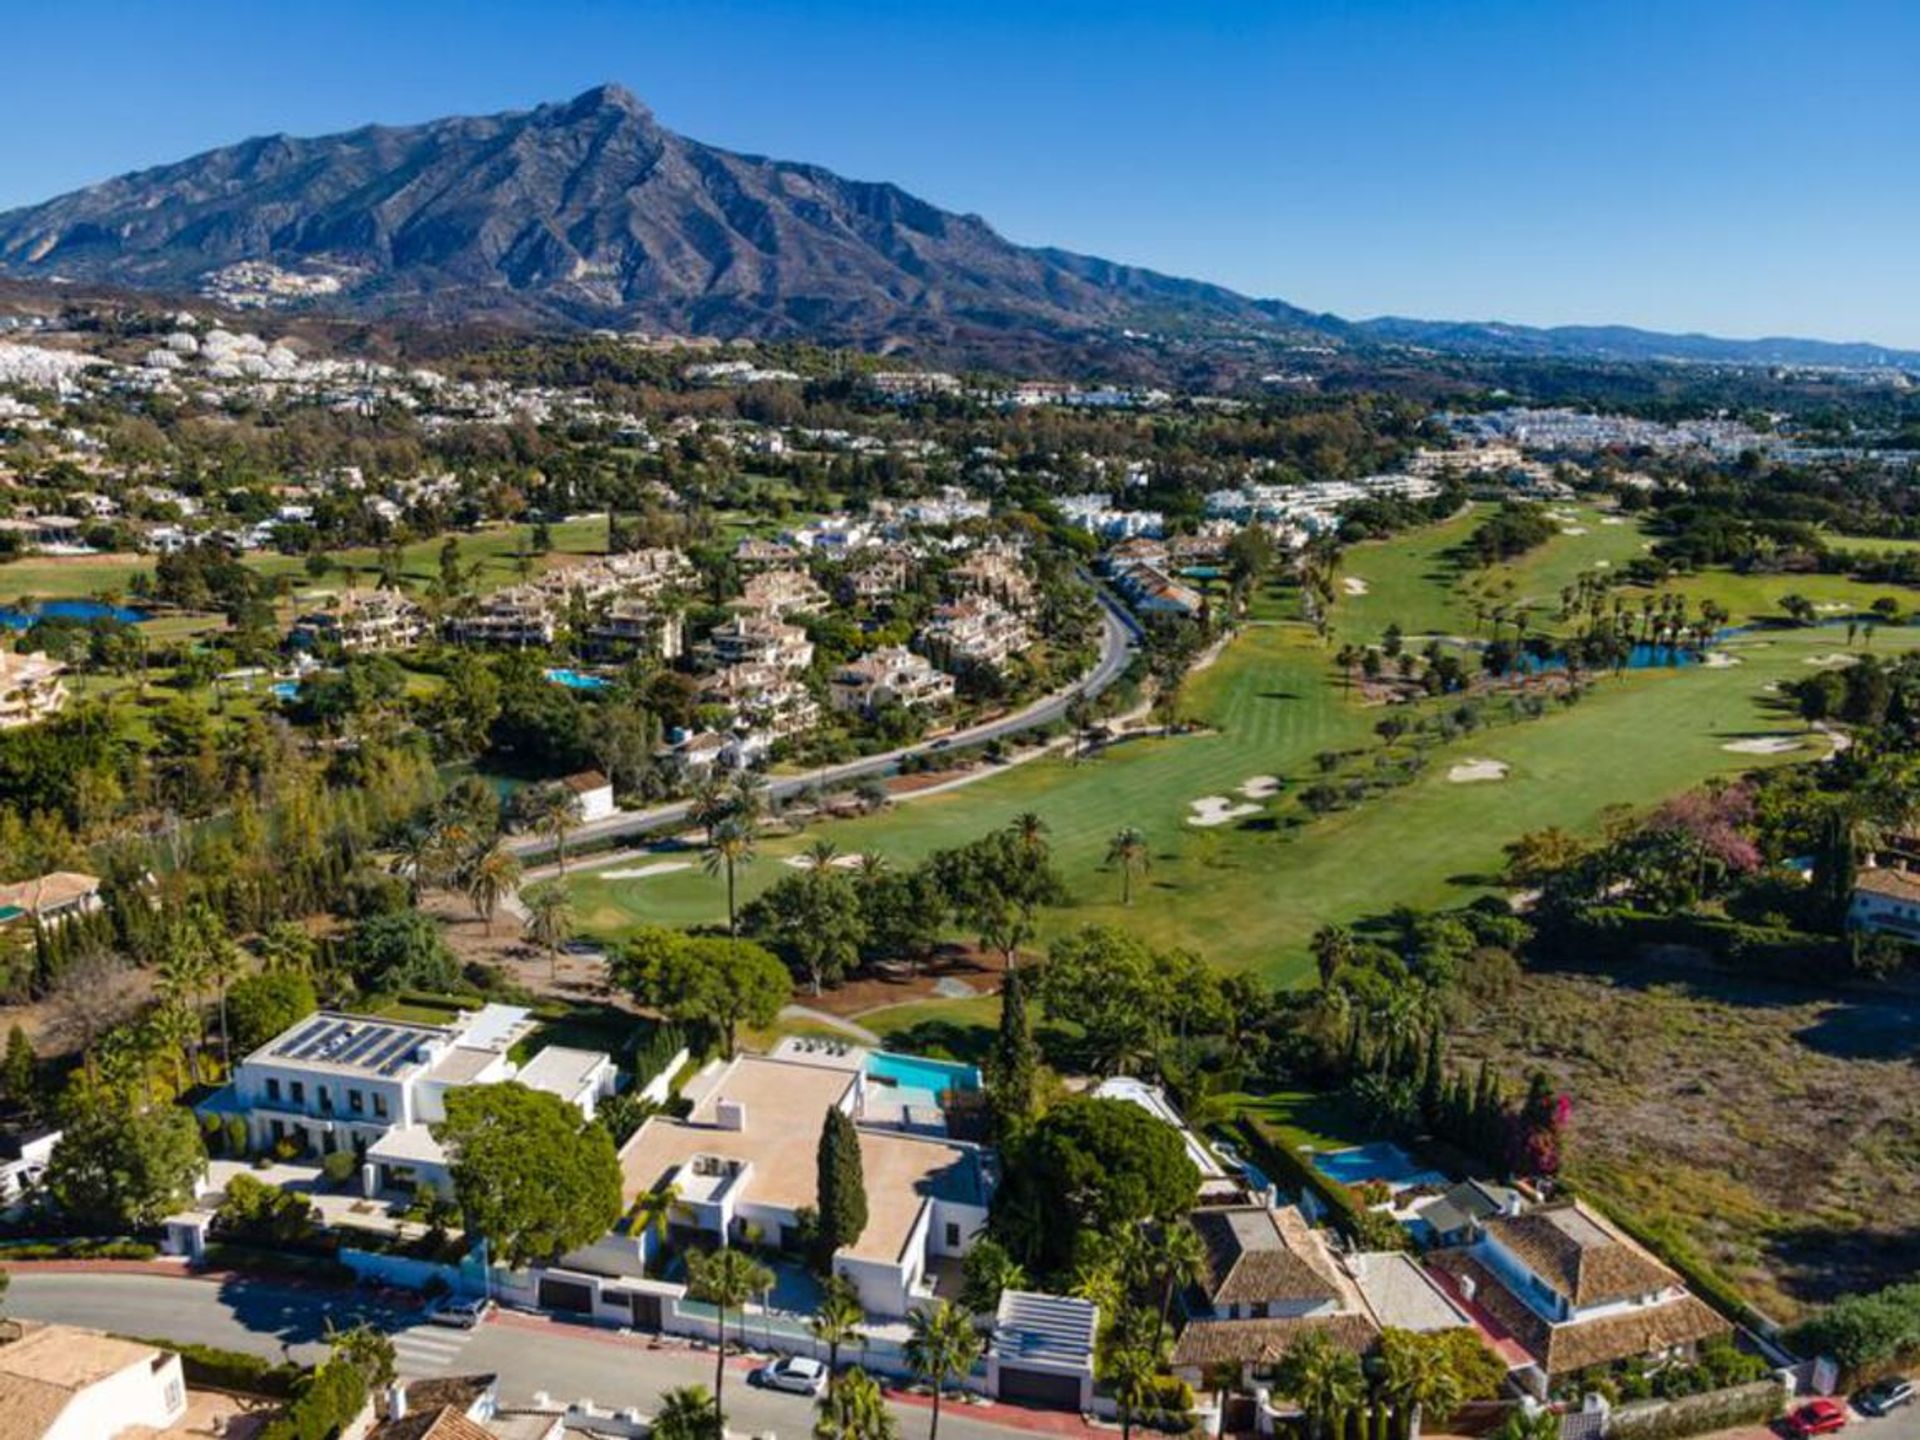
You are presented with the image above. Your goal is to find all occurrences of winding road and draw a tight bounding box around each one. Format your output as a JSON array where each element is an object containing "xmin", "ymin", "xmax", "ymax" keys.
[{"xmin": 508, "ymin": 591, "xmax": 1139, "ymax": 861}]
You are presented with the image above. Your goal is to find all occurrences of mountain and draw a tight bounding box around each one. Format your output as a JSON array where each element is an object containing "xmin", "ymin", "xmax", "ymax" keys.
[{"xmin": 0, "ymin": 85, "xmax": 1912, "ymax": 372}]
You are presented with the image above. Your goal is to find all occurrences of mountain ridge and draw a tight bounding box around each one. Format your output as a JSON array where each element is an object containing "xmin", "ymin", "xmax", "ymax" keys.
[{"xmin": 1, "ymin": 84, "xmax": 1914, "ymax": 372}]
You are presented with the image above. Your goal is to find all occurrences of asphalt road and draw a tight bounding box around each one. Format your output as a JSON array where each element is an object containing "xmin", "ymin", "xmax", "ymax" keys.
[
  {"xmin": 2, "ymin": 1271, "xmax": 1040, "ymax": 1440},
  {"xmin": 507, "ymin": 591, "xmax": 1139, "ymax": 860}
]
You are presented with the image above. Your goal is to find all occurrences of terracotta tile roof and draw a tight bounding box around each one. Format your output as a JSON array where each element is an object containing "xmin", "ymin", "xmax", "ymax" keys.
[
  {"xmin": 1189, "ymin": 1206, "xmax": 1343, "ymax": 1308},
  {"xmin": 1481, "ymin": 1202, "xmax": 1678, "ymax": 1307},
  {"xmin": 1853, "ymin": 868, "xmax": 1920, "ymax": 902},
  {"xmin": 371, "ymin": 1407, "xmax": 496, "ymax": 1440},
  {"xmin": 1171, "ymin": 1313, "xmax": 1379, "ymax": 1370},
  {"xmin": 1428, "ymin": 1251, "xmax": 1728, "ymax": 1378}
]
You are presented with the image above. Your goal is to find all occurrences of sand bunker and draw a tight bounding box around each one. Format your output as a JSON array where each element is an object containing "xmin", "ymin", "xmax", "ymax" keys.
[
  {"xmin": 601, "ymin": 861, "xmax": 693, "ymax": 880},
  {"xmin": 1805, "ymin": 653, "xmax": 1859, "ymax": 669},
  {"xmin": 1188, "ymin": 796, "xmax": 1262, "ymax": 827},
  {"xmin": 783, "ymin": 852, "xmax": 875, "ymax": 870},
  {"xmin": 1601, "ymin": 517, "xmax": 1627, "ymax": 526},
  {"xmin": 1342, "ymin": 576, "xmax": 1370, "ymax": 596},
  {"xmin": 1592, "ymin": 560, "xmax": 1612, "ymax": 569},
  {"xmin": 1701, "ymin": 652, "xmax": 1741, "ymax": 668},
  {"xmin": 1561, "ymin": 525, "xmax": 1589, "ymax": 536},
  {"xmin": 1237, "ymin": 775, "xmax": 1282, "ymax": 799},
  {"xmin": 1448, "ymin": 759, "xmax": 1509, "ymax": 783},
  {"xmin": 1722, "ymin": 736, "xmax": 1804, "ymax": 755}
]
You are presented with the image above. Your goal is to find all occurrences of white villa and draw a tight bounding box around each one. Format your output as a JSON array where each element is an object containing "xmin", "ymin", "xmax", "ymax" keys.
[
  {"xmin": 0, "ymin": 650, "xmax": 68, "ymax": 729},
  {"xmin": 203, "ymin": 1004, "xmax": 615, "ymax": 1198}
]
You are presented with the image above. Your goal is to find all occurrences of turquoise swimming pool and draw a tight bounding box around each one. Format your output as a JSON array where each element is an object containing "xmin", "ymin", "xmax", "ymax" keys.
[
  {"xmin": 865, "ymin": 1052, "xmax": 980, "ymax": 1108},
  {"xmin": 546, "ymin": 667, "xmax": 609, "ymax": 691}
]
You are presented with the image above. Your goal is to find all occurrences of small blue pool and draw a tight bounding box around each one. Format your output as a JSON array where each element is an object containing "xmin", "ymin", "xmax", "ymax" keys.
[
  {"xmin": 1311, "ymin": 1141, "xmax": 1446, "ymax": 1191},
  {"xmin": 0, "ymin": 599, "xmax": 148, "ymax": 630},
  {"xmin": 270, "ymin": 681, "xmax": 301, "ymax": 701},
  {"xmin": 865, "ymin": 1052, "xmax": 980, "ymax": 1109},
  {"xmin": 546, "ymin": 667, "xmax": 609, "ymax": 691}
]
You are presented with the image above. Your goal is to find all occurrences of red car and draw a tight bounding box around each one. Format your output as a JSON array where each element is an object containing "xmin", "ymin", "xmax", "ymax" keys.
[{"xmin": 1788, "ymin": 1399, "xmax": 1848, "ymax": 1436}]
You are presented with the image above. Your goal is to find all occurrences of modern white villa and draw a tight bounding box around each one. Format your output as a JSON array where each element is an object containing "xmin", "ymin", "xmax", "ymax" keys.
[
  {"xmin": 573, "ymin": 1047, "xmax": 992, "ymax": 1318},
  {"xmin": 200, "ymin": 1004, "xmax": 615, "ymax": 1198}
]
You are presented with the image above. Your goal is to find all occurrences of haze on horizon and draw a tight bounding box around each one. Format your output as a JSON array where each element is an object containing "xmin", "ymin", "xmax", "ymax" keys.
[{"xmin": 4, "ymin": 0, "xmax": 1915, "ymax": 349}]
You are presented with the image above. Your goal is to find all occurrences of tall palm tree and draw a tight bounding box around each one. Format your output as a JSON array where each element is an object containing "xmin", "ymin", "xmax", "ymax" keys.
[
  {"xmin": 703, "ymin": 817, "xmax": 757, "ymax": 938},
  {"xmin": 1147, "ymin": 1221, "xmax": 1207, "ymax": 1347},
  {"xmin": 690, "ymin": 773, "xmax": 731, "ymax": 842},
  {"xmin": 810, "ymin": 1277, "xmax": 867, "ymax": 1389},
  {"xmin": 526, "ymin": 885, "xmax": 575, "ymax": 979},
  {"xmin": 205, "ymin": 934, "xmax": 245, "ymax": 1075},
  {"xmin": 629, "ymin": 1182, "xmax": 682, "ymax": 1255},
  {"xmin": 1309, "ymin": 924, "xmax": 1353, "ymax": 990},
  {"xmin": 1105, "ymin": 1339, "xmax": 1160, "ymax": 1440},
  {"xmin": 1106, "ymin": 826, "xmax": 1150, "ymax": 906},
  {"xmin": 536, "ymin": 789, "xmax": 583, "ymax": 878},
  {"xmin": 652, "ymin": 1384, "xmax": 721, "ymax": 1440},
  {"xmin": 686, "ymin": 1247, "xmax": 774, "ymax": 1437},
  {"xmin": 902, "ymin": 1302, "xmax": 982, "ymax": 1440},
  {"xmin": 812, "ymin": 1366, "xmax": 898, "ymax": 1440},
  {"xmin": 154, "ymin": 944, "xmax": 210, "ymax": 1086},
  {"xmin": 465, "ymin": 842, "xmax": 522, "ymax": 938},
  {"xmin": 1273, "ymin": 1329, "xmax": 1365, "ymax": 1440}
]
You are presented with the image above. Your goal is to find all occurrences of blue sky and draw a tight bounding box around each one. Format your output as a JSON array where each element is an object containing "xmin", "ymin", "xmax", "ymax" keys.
[{"xmin": 4, "ymin": 0, "xmax": 1917, "ymax": 346}]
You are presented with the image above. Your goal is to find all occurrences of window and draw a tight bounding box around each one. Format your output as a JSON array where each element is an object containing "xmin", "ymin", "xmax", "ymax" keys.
[
  {"xmin": 349, "ymin": 1089, "xmax": 364, "ymax": 1115},
  {"xmin": 373, "ymin": 1093, "xmax": 389, "ymax": 1120},
  {"xmin": 290, "ymin": 1081, "xmax": 305, "ymax": 1105},
  {"xmin": 945, "ymin": 1222, "xmax": 961, "ymax": 1248},
  {"xmin": 265, "ymin": 1078, "xmax": 281, "ymax": 1103}
]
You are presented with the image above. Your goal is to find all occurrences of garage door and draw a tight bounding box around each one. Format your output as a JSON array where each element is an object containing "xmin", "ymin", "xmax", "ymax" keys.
[
  {"xmin": 538, "ymin": 1276, "xmax": 595, "ymax": 1314},
  {"xmin": 997, "ymin": 1367, "xmax": 1082, "ymax": 1409}
]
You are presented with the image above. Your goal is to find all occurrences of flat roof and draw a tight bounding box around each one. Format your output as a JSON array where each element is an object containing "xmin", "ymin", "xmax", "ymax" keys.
[
  {"xmin": 250, "ymin": 1012, "xmax": 445, "ymax": 1078},
  {"xmin": 617, "ymin": 1053, "xmax": 981, "ymax": 1264},
  {"xmin": 1348, "ymin": 1251, "xmax": 1470, "ymax": 1333},
  {"xmin": 0, "ymin": 1320, "xmax": 163, "ymax": 1396},
  {"xmin": 518, "ymin": 1046, "xmax": 609, "ymax": 1100},
  {"xmin": 993, "ymin": 1291, "xmax": 1097, "ymax": 1372}
]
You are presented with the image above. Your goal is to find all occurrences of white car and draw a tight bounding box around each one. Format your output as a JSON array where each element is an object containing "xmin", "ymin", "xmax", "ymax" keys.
[
  {"xmin": 754, "ymin": 1356, "xmax": 829, "ymax": 1396},
  {"xmin": 427, "ymin": 1296, "xmax": 494, "ymax": 1329}
]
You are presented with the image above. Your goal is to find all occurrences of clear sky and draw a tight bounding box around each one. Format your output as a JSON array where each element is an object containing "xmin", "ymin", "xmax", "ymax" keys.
[{"xmin": 4, "ymin": 0, "xmax": 1917, "ymax": 346}]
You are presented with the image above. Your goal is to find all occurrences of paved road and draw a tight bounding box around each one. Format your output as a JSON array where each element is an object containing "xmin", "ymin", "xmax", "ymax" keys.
[
  {"xmin": 507, "ymin": 592, "xmax": 1139, "ymax": 860},
  {"xmin": 2, "ymin": 1271, "xmax": 1043, "ymax": 1440}
]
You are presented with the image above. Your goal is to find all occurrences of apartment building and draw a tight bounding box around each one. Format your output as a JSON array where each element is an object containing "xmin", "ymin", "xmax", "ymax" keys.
[
  {"xmin": 445, "ymin": 588, "xmax": 557, "ymax": 648},
  {"xmin": 738, "ymin": 567, "xmax": 829, "ymax": 618},
  {"xmin": 920, "ymin": 597, "xmax": 1029, "ymax": 670},
  {"xmin": 702, "ymin": 614, "xmax": 815, "ymax": 672},
  {"xmin": 290, "ymin": 588, "xmax": 428, "ymax": 653},
  {"xmin": 828, "ymin": 646, "xmax": 956, "ymax": 714},
  {"xmin": 0, "ymin": 650, "xmax": 68, "ymax": 729},
  {"xmin": 585, "ymin": 597, "xmax": 685, "ymax": 661}
]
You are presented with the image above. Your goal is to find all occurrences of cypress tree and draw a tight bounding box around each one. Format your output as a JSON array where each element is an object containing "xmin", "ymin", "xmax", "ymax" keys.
[
  {"xmin": 1418, "ymin": 1030, "xmax": 1444, "ymax": 1126},
  {"xmin": 1, "ymin": 1025, "xmax": 36, "ymax": 1119},
  {"xmin": 988, "ymin": 967, "xmax": 1039, "ymax": 1136},
  {"xmin": 816, "ymin": 1106, "xmax": 868, "ymax": 1255}
]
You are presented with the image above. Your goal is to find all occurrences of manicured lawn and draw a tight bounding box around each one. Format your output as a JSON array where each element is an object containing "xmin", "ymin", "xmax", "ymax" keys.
[{"xmin": 1227, "ymin": 1088, "xmax": 1375, "ymax": 1154}]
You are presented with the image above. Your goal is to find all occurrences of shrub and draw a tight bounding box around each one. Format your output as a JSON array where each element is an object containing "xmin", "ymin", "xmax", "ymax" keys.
[
  {"xmin": 223, "ymin": 1115, "xmax": 251, "ymax": 1159},
  {"xmin": 321, "ymin": 1151, "xmax": 358, "ymax": 1186},
  {"xmin": 213, "ymin": 1173, "xmax": 321, "ymax": 1246},
  {"xmin": 122, "ymin": 1335, "xmax": 302, "ymax": 1398}
]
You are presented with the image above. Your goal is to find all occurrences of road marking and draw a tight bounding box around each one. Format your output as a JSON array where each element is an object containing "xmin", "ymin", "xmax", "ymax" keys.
[{"xmin": 390, "ymin": 1325, "xmax": 474, "ymax": 1371}]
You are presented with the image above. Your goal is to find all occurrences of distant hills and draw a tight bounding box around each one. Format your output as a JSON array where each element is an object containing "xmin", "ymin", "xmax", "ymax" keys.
[{"xmin": 1, "ymin": 84, "xmax": 1913, "ymax": 373}]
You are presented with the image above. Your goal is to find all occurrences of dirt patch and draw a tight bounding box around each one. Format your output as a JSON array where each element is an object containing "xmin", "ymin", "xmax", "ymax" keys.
[
  {"xmin": 1451, "ymin": 964, "xmax": 1920, "ymax": 1319},
  {"xmin": 807, "ymin": 944, "xmax": 1008, "ymax": 1018}
]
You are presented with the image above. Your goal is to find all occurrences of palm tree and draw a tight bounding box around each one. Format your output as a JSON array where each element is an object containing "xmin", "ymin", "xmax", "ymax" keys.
[
  {"xmin": 630, "ymin": 1182, "xmax": 682, "ymax": 1252},
  {"xmin": 813, "ymin": 1366, "xmax": 898, "ymax": 1440},
  {"xmin": 464, "ymin": 842, "xmax": 522, "ymax": 938},
  {"xmin": 205, "ymin": 934, "xmax": 245, "ymax": 1075},
  {"xmin": 690, "ymin": 773, "xmax": 732, "ymax": 842},
  {"xmin": 810, "ymin": 1277, "xmax": 867, "ymax": 1390},
  {"xmin": 526, "ymin": 885, "xmax": 575, "ymax": 979},
  {"xmin": 652, "ymin": 1384, "xmax": 721, "ymax": 1440},
  {"xmin": 536, "ymin": 789, "xmax": 583, "ymax": 877},
  {"xmin": 155, "ymin": 943, "xmax": 210, "ymax": 1086},
  {"xmin": 1105, "ymin": 1339, "xmax": 1161, "ymax": 1440},
  {"xmin": 1106, "ymin": 826, "xmax": 1150, "ymax": 906},
  {"xmin": 686, "ymin": 1247, "xmax": 774, "ymax": 1436},
  {"xmin": 1376, "ymin": 1332, "xmax": 1464, "ymax": 1438},
  {"xmin": 806, "ymin": 838, "xmax": 841, "ymax": 872},
  {"xmin": 1147, "ymin": 1221, "xmax": 1207, "ymax": 1347},
  {"xmin": 703, "ymin": 816, "xmax": 758, "ymax": 938},
  {"xmin": 902, "ymin": 1302, "xmax": 982, "ymax": 1440},
  {"xmin": 1309, "ymin": 924, "xmax": 1353, "ymax": 990},
  {"xmin": 1009, "ymin": 812, "xmax": 1049, "ymax": 857},
  {"xmin": 1273, "ymin": 1329, "xmax": 1365, "ymax": 1440}
]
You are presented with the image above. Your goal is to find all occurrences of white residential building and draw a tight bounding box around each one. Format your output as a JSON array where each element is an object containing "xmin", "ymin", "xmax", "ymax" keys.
[
  {"xmin": 0, "ymin": 1321, "xmax": 188, "ymax": 1440},
  {"xmin": 829, "ymin": 646, "xmax": 956, "ymax": 714},
  {"xmin": 0, "ymin": 650, "xmax": 68, "ymax": 729}
]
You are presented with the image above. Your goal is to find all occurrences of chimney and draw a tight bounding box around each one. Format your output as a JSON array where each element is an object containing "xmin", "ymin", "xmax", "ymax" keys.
[
  {"xmin": 387, "ymin": 1380, "xmax": 408, "ymax": 1419},
  {"xmin": 1459, "ymin": 1274, "xmax": 1478, "ymax": 1303},
  {"xmin": 715, "ymin": 1097, "xmax": 747, "ymax": 1132}
]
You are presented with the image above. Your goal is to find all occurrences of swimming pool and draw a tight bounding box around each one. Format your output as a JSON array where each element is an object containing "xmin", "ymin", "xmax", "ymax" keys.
[
  {"xmin": 270, "ymin": 681, "xmax": 301, "ymax": 701},
  {"xmin": 546, "ymin": 667, "xmax": 609, "ymax": 691},
  {"xmin": 865, "ymin": 1052, "xmax": 981, "ymax": 1109},
  {"xmin": 0, "ymin": 599, "xmax": 149, "ymax": 630},
  {"xmin": 1310, "ymin": 1141, "xmax": 1446, "ymax": 1191}
]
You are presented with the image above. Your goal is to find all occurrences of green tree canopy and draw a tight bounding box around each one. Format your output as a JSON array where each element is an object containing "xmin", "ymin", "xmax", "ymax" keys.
[
  {"xmin": 617, "ymin": 927, "xmax": 789, "ymax": 1058},
  {"xmin": 227, "ymin": 970, "xmax": 318, "ymax": 1054},
  {"xmin": 350, "ymin": 910, "xmax": 461, "ymax": 993},
  {"xmin": 992, "ymin": 1097, "xmax": 1200, "ymax": 1274},
  {"xmin": 46, "ymin": 1101, "xmax": 205, "ymax": 1230},
  {"xmin": 432, "ymin": 1082, "xmax": 623, "ymax": 1267},
  {"xmin": 744, "ymin": 869, "xmax": 868, "ymax": 994}
]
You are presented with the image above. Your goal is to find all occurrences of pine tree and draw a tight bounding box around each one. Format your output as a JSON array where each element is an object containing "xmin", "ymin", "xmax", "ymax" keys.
[
  {"xmin": 817, "ymin": 1107, "xmax": 869, "ymax": 1255},
  {"xmin": 1, "ymin": 1025, "xmax": 36, "ymax": 1119},
  {"xmin": 988, "ymin": 967, "xmax": 1039, "ymax": 1136}
]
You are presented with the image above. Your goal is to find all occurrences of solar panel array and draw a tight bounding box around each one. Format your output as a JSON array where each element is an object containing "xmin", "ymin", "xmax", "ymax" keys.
[{"xmin": 269, "ymin": 1015, "xmax": 435, "ymax": 1075}]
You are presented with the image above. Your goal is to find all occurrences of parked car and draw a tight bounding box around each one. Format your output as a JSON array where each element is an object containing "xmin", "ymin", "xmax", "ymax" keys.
[
  {"xmin": 428, "ymin": 1296, "xmax": 495, "ymax": 1330},
  {"xmin": 1855, "ymin": 1379, "xmax": 1914, "ymax": 1416},
  {"xmin": 754, "ymin": 1356, "xmax": 828, "ymax": 1397},
  {"xmin": 1787, "ymin": 1399, "xmax": 1849, "ymax": 1436}
]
